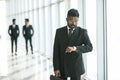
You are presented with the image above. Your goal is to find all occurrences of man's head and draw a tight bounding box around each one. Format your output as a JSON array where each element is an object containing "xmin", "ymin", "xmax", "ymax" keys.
[
  {"xmin": 25, "ymin": 18, "xmax": 29, "ymax": 25},
  {"xmin": 66, "ymin": 9, "xmax": 79, "ymax": 29},
  {"xmin": 12, "ymin": 19, "xmax": 16, "ymax": 24}
]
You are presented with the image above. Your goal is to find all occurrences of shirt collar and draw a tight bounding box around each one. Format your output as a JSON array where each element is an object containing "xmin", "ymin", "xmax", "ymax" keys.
[
  {"xmin": 26, "ymin": 24, "xmax": 30, "ymax": 27},
  {"xmin": 12, "ymin": 24, "xmax": 16, "ymax": 27}
]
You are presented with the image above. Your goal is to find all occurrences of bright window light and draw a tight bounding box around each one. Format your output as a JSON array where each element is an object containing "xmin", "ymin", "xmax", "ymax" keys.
[
  {"xmin": 107, "ymin": 0, "xmax": 120, "ymax": 80},
  {"xmin": 0, "ymin": 0, "xmax": 8, "ymax": 76},
  {"xmin": 86, "ymin": 0, "xmax": 97, "ymax": 80}
]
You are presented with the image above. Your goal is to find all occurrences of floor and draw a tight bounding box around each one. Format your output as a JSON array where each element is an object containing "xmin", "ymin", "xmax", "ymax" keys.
[{"xmin": 0, "ymin": 43, "xmax": 53, "ymax": 80}]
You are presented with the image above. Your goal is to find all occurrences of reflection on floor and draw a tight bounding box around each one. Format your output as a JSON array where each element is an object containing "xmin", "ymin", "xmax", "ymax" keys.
[{"xmin": 0, "ymin": 49, "xmax": 53, "ymax": 80}]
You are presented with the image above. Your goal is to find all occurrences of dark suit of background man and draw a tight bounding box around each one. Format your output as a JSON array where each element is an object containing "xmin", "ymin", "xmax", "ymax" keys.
[
  {"xmin": 53, "ymin": 9, "xmax": 93, "ymax": 80},
  {"xmin": 8, "ymin": 19, "xmax": 20, "ymax": 56},
  {"xmin": 22, "ymin": 19, "xmax": 34, "ymax": 55}
]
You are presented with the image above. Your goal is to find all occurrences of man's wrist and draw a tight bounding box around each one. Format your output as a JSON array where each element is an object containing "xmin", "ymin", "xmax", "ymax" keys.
[{"xmin": 73, "ymin": 46, "xmax": 77, "ymax": 51}]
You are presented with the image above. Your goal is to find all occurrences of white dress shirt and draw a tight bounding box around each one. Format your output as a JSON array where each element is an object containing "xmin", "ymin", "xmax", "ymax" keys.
[
  {"xmin": 12, "ymin": 24, "xmax": 16, "ymax": 28},
  {"xmin": 67, "ymin": 26, "xmax": 75, "ymax": 35}
]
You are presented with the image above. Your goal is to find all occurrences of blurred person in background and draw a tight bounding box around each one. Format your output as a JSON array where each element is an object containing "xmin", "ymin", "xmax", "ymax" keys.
[
  {"xmin": 22, "ymin": 19, "xmax": 34, "ymax": 55},
  {"xmin": 8, "ymin": 19, "xmax": 20, "ymax": 56}
]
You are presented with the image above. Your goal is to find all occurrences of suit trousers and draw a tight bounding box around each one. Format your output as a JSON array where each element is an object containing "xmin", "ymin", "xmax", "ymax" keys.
[
  {"xmin": 25, "ymin": 37, "xmax": 33, "ymax": 52},
  {"xmin": 11, "ymin": 38, "xmax": 17, "ymax": 53}
]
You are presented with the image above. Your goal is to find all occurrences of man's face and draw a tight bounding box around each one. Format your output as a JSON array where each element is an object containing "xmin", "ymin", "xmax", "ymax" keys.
[
  {"xmin": 25, "ymin": 21, "xmax": 29, "ymax": 25},
  {"xmin": 66, "ymin": 16, "xmax": 79, "ymax": 29},
  {"xmin": 13, "ymin": 21, "xmax": 16, "ymax": 24}
]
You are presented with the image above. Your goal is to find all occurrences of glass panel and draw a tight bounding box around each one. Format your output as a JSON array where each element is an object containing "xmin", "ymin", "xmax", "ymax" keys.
[
  {"xmin": 17, "ymin": 0, "xmax": 20, "ymax": 13},
  {"xmin": 70, "ymin": 0, "xmax": 78, "ymax": 9},
  {"xmin": 33, "ymin": 10, "xmax": 39, "ymax": 50},
  {"xmin": 39, "ymin": 9, "xmax": 46, "ymax": 53},
  {"xmin": 0, "ymin": 0, "xmax": 8, "ymax": 76},
  {"xmin": 24, "ymin": 12, "xmax": 28, "ymax": 19},
  {"xmin": 86, "ymin": 0, "xmax": 97, "ymax": 80},
  {"xmin": 14, "ymin": 0, "xmax": 17, "ymax": 14},
  {"xmin": 60, "ymin": 1, "xmax": 66, "ymax": 27},
  {"xmin": 51, "ymin": 4, "xmax": 57, "ymax": 43},
  {"xmin": 25, "ymin": 0, "xmax": 28, "ymax": 11},
  {"xmin": 39, "ymin": 0, "xmax": 43, "ymax": 8},
  {"xmin": 44, "ymin": 0, "xmax": 50, "ymax": 6},
  {"xmin": 11, "ymin": 0, "xmax": 14, "ymax": 15},
  {"xmin": 21, "ymin": 0, "xmax": 24, "ymax": 12},
  {"xmin": 51, "ymin": 0, "xmax": 57, "ymax": 3},
  {"xmin": 45, "ymin": 7, "xmax": 52, "ymax": 56},
  {"xmin": 107, "ymin": 0, "xmax": 120, "ymax": 80},
  {"xmin": 33, "ymin": 0, "xmax": 37, "ymax": 9},
  {"xmin": 29, "ymin": 0, "xmax": 32, "ymax": 10}
]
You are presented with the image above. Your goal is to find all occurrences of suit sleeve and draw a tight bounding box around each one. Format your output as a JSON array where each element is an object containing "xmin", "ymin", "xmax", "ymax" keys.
[
  {"xmin": 8, "ymin": 26, "xmax": 11, "ymax": 36},
  {"xmin": 31, "ymin": 25, "xmax": 34, "ymax": 36},
  {"xmin": 22, "ymin": 26, "xmax": 25, "ymax": 36},
  {"xmin": 53, "ymin": 29, "xmax": 60, "ymax": 71},
  {"xmin": 17, "ymin": 25, "xmax": 20, "ymax": 36},
  {"xmin": 76, "ymin": 30, "xmax": 93, "ymax": 53}
]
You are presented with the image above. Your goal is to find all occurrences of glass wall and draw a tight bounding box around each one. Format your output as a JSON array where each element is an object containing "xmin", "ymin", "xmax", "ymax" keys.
[
  {"xmin": 6, "ymin": 0, "xmax": 97, "ymax": 79},
  {"xmin": 86, "ymin": 0, "xmax": 97, "ymax": 80},
  {"xmin": 0, "ymin": 0, "xmax": 8, "ymax": 76}
]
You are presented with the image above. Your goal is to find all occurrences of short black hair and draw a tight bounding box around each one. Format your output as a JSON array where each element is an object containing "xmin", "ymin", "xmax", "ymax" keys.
[
  {"xmin": 25, "ymin": 18, "xmax": 29, "ymax": 22},
  {"xmin": 67, "ymin": 9, "xmax": 79, "ymax": 17},
  {"xmin": 12, "ymin": 19, "xmax": 16, "ymax": 22}
]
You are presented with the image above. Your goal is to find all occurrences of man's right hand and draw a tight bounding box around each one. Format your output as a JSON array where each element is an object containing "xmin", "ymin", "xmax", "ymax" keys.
[{"xmin": 54, "ymin": 70, "xmax": 60, "ymax": 77}]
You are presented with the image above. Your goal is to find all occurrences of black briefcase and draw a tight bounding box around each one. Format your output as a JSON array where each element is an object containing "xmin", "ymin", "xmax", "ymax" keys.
[{"xmin": 50, "ymin": 75, "xmax": 63, "ymax": 80}]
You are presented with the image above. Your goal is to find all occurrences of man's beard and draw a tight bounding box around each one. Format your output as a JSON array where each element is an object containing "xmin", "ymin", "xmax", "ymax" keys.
[{"xmin": 69, "ymin": 25, "xmax": 77, "ymax": 29}]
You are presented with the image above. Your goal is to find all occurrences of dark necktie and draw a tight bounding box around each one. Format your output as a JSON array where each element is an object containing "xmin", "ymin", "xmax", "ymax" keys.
[{"xmin": 68, "ymin": 28, "xmax": 73, "ymax": 38}]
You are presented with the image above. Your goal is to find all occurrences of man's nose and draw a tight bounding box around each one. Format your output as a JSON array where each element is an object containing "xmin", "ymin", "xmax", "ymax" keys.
[{"xmin": 72, "ymin": 22, "xmax": 76, "ymax": 25}]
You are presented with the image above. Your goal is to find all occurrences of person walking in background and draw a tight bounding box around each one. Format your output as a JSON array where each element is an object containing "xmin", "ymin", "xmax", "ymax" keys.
[
  {"xmin": 22, "ymin": 19, "xmax": 34, "ymax": 55},
  {"xmin": 8, "ymin": 19, "xmax": 20, "ymax": 56},
  {"xmin": 53, "ymin": 9, "xmax": 93, "ymax": 80}
]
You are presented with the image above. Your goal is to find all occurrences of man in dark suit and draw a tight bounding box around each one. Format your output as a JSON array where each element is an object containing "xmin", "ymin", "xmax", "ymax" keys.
[
  {"xmin": 53, "ymin": 9, "xmax": 93, "ymax": 80},
  {"xmin": 8, "ymin": 19, "xmax": 20, "ymax": 56},
  {"xmin": 22, "ymin": 19, "xmax": 34, "ymax": 55}
]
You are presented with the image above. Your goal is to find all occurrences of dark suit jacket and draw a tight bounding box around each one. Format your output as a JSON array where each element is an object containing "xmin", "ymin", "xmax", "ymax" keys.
[
  {"xmin": 8, "ymin": 25, "xmax": 20, "ymax": 39},
  {"xmin": 22, "ymin": 25, "xmax": 34, "ymax": 39},
  {"xmin": 53, "ymin": 26, "xmax": 93, "ymax": 77}
]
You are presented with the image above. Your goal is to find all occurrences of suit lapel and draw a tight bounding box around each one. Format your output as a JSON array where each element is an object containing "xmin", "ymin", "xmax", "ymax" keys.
[
  {"xmin": 15, "ymin": 25, "xmax": 17, "ymax": 29},
  {"xmin": 64, "ymin": 26, "xmax": 69, "ymax": 41},
  {"xmin": 61, "ymin": 26, "xmax": 69, "ymax": 45}
]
